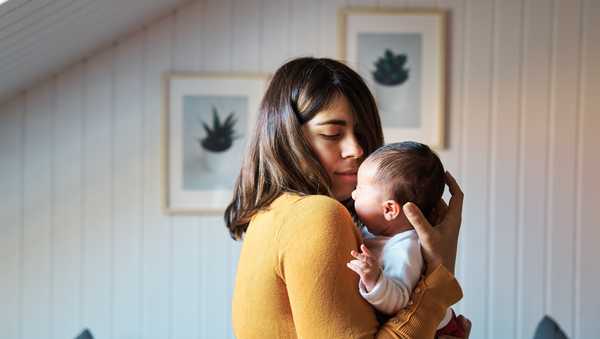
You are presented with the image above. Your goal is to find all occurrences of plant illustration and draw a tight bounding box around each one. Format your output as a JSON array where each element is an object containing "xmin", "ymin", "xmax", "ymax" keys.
[
  {"xmin": 199, "ymin": 106, "xmax": 240, "ymax": 153},
  {"xmin": 372, "ymin": 49, "xmax": 410, "ymax": 86}
]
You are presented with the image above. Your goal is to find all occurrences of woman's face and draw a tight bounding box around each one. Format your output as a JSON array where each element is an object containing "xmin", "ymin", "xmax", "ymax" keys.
[{"xmin": 302, "ymin": 95, "xmax": 364, "ymax": 201}]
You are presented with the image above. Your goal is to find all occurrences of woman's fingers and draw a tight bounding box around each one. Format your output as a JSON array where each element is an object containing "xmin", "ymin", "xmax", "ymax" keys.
[
  {"xmin": 445, "ymin": 172, "xmax": 464, "ymax": 227},
  {"xmin": 434, "ymin": 199, "xmax": 449, "ymax": 225},
  {"xmin": 403, "ymin": 202, "xmax": 433, "ymax": 242},
  {"xmin": 404, "ymin": 201, "xmax": 459, "ymax": 274}
]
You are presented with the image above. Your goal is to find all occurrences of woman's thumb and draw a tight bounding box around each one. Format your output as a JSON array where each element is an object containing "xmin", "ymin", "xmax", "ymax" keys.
[{"xmin": 403, "ymin": 202, "xmax": 432, "ymax": 240}]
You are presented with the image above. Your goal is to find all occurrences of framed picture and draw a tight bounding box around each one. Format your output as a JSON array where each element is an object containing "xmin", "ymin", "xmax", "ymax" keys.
[
  {"xmin": 162, "ymin": 72, "xmax": 268, "ymax": 214},
  {"xmin": 338, "ymin": 8, "xmax": 447, "ymax": 148}
]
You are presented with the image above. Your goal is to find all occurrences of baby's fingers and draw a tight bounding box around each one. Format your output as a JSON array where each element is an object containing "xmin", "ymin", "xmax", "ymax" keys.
[
  {"xmin": 360, "ymin": 244, "xmax": 373, "ymax": 257},
  {"xmin": 346, "ymin": 260, "xmax": 365, "ymax": 275},
  {"xmin": 351, "ymin": 249, "xmax": 367, "ymax": 262}
]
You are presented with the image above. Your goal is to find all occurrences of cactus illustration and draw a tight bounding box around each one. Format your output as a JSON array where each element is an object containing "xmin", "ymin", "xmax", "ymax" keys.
[
  {"xmin": 372, "ymin": 49, "xmax": 410, "ymax": 86},
  {"xmin": 199, "ymin": 106, "xmax": 240, "ymax": 153}
]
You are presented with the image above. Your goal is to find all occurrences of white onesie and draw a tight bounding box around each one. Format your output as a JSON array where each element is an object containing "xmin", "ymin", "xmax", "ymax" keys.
[{"xmin": 360, "ymin": 228, "xmax": 453, "ymax": 329}]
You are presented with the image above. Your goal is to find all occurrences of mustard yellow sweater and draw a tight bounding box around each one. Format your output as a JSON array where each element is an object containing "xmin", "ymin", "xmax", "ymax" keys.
[{"xmin": 232, "ymin": 193, "xmax": 462, "ymax": 338}]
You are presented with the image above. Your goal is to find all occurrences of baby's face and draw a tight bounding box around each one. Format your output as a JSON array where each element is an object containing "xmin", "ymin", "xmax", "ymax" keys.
[{"xmin": 351, "ymin": 160, "xmax": 387, "ymax": 231}]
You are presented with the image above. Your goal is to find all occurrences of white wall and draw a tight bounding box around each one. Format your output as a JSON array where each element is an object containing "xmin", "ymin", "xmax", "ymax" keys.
[{"xmin": 1, "ymin": 0, "xmax": 599, "ymax": 338}]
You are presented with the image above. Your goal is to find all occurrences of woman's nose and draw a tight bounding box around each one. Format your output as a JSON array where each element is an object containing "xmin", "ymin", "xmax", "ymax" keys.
[{"xmin": 341, "ymin": 134, "xmax": 364, "ymax": 159}]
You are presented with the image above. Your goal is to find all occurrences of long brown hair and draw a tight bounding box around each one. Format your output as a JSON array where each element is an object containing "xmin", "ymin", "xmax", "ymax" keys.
[{"xmin": 225, "ymin": 57, "xmax": 383, "ymax": 240}]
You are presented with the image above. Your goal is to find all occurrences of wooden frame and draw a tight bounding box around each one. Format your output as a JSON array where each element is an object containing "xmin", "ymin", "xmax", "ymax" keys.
[
  {"xmin": 338, "ymin": 8, "xmax": 447, "ymax": 149},
  {"xmin": 162, "ymin": 72, "xmax": 268, "ymax": 215}
]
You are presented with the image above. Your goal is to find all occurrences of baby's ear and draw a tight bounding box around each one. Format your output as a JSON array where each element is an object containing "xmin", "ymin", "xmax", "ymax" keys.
[{"xmin": 382, "ymin": 200, "xmax": 401, "ymax": 221}]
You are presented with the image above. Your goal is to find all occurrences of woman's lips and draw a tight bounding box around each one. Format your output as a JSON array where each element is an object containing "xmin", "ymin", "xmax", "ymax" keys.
[{"xmin": 335, "ymin": 171, "xmax": 357, "ymax": 182}]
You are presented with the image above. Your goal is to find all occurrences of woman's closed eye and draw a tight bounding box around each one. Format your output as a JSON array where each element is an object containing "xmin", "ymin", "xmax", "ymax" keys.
[{"xmin": 319, "ymin": 133, "xmax": 342, "ymax": 140}]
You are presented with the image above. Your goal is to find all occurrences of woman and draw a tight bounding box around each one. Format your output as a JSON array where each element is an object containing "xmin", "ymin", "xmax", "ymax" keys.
[{"xmin": 225, "ymin": 57, "xmax": 469, "ymax": 338}]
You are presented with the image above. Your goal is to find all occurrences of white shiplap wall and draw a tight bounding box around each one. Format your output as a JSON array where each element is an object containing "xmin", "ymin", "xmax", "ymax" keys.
[{"xmin": 1, "ymin": 0, "xmax": 599, "ymax": 338}]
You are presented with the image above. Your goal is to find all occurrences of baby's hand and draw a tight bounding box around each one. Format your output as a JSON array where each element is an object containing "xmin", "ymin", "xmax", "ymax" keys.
[{"xmin": 346, "ymin": 244, "xmax": 381, "ymax": 292}]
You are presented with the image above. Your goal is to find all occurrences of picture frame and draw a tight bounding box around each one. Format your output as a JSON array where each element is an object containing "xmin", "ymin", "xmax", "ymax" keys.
[
  {"xmin": 338, "ymin": 8, "xmax": 447, "ymax": 149},
  {"xmin": 162, "ymin": 72, "xmax": 269, "ymax": 215}
]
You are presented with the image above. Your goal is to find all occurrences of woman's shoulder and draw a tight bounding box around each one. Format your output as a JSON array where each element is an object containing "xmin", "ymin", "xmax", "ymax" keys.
[
  {"xmin": 268, "ymin": 193, "xmax": 355, "ymax": 234},
  {"xmin": 274, "ymin": 193, "xmax": 349, "ymax": 217}
]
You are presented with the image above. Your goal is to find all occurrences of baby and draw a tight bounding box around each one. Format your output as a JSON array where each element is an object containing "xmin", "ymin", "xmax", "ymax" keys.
[{"xmin": 347, "ymin": 141, "xmax": 465, "ymax": 338}]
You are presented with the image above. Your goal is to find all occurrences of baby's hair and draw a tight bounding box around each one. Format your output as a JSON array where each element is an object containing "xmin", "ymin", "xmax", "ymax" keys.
[{"xmin": 365, "ymin": 141, "xmax": 445, "ymax": 222}]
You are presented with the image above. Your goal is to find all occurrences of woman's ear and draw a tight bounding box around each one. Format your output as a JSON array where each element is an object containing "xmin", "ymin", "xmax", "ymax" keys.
[{"xmin": 382, "ymin": 200, "xmax": 401, "ymax": 221}]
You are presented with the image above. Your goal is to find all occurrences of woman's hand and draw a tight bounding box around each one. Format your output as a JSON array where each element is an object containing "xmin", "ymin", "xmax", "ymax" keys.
[{"xmin": 403, "ymin": 171, "xmax": 464, "ymax": 275}]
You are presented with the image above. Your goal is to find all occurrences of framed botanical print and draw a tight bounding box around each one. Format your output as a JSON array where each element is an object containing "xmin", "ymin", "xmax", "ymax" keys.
[
  {"xmin": 162, "ymin": 72, "xmax": 268, "ymax": 214},
  {"xmin": 339, "ymin": 8, "xmax": 447, "ymax": 148}
]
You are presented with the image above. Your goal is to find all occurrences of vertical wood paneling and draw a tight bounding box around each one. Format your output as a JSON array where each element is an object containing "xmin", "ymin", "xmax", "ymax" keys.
[
  {"xmin": 459, "ymin": 0, "xmax": 493, "ymax": 337},
  {"xmin": 436, "ymin": 0, "xmax": 465, "ymax": 174},
  {"xmin": 202, "ymin": 216, "xmax": 231, "ymax": 338},
  {"xmin": 0, "ymin": 97, "xmax": 24, "ymax": 339},
  {"xmin": 1, "ymin": 1, "xmax": 600, "ymax": 338},
  {"xmin": 518, "ymin": 0, "xmax": 552, "ymax": 337},
  {"xmin": 228, "ymin": 230, "xmax": 243, "ymax": 339},
  {"xmin": 576, "ymin": 0, "xmax": 600, "ymax": 337},
  {"xmin": 260, "ymin": 0, "xmax": 290, "ymax": 72},
  {"xmin": 22, "ymin": 82, "xmax": 53, "ymax": 339},
  {"xmin": 348, "ymin": 0, "xmax": 379, "ymax": 7},
  {"xmin": 435, "ymin": 2, "xmax": 465, "ymax": 316},
  {"xmin": 204, "ymin": 0, "xmax": 233, "ymax": 71},
  {"xmin": 318, "ymin": 0, "xmax": 346, "ymax": 59},
  {"xmin": 411, "ymin": 0, "xmax": 438, "ymax": 7},
  {"xmin": 171, "ymin": 216, "xmax": 201, "ymax": 339},
  {"xmin": 174, "ymin": 1, "xmax": 204, "ymax": 71},
  {"xmin": 51, "ymin": 64, "xmax": 84, "ymax": 339},
  {"xmin": 547, "ymin": 0, "xmax": 582, "ymax": 336},
  {"xmin": 112, "ymin": 31, "xmax": 144, "ymax": 339},
  {"xmin": 489, "ymin": 0, "xmax": 522, "ymax": 338},
  {"xmin": 171, "ymin": 3, "xmax": 202, "ymax": 338},
  {"xmin": 378, "ymin": 0, "xmax": 410, "ymax": 8},
  {"xmin": 232, "ymin": 0, "xmax": 261, "ymax": 71},
  {"xmin": 81, "ymin": 49, "xmax": 114, "ymax": 339},
  {"xmin": 290, "ymin": 0, "xmax": 319, "ymax": 57},
  {"xmin": 141, "ymin": 15, "xmax": 173, "ymax": 339}
]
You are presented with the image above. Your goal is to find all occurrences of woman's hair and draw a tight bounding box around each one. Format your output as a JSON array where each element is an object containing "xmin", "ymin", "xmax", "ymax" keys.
[
  {"xmin": 225, "ymin": 57, "xmax": 383, "ymax": 240},
  {"xmin": 365, "ymin": 141, "xmax": 445, "ymax": 222}
]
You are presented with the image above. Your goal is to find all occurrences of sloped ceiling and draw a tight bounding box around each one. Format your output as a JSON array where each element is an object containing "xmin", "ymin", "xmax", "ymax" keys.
[{"xmin": 0, "ymin": 0, "xmax": 188, "ymax": 104}]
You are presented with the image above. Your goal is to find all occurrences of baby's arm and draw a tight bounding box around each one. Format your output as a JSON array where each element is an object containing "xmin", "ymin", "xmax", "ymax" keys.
[
  {"xmin": 346, "ymin": 244, "xmax": 381, "ymax": 291},
  {"xmin": 360, "ymin": 270, "xmax": 412, "ymax": 315},
  {"xmin": 348, "ymin": 235, "xmax": 423, "ymax": 315}
]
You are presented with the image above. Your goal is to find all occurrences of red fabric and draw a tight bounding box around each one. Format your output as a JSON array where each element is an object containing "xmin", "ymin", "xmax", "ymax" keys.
[{"xmin": 436, "ymin": 310, "xmax": 466, "ymax": 338}]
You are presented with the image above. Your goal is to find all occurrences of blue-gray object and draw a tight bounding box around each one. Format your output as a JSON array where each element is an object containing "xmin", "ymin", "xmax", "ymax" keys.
[
  {"xmin": 533, "ymin": 316, "xmax": 568, "ymax": 339},
  {"xmin": 74, "ymin": 328, "xmax": 93, "ymax": 339}
]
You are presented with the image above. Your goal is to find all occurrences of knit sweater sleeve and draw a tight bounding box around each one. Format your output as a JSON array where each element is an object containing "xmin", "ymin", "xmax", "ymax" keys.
[{"xmin": 276, "ymin": 195, "xmax": 463, "ymax": 338}]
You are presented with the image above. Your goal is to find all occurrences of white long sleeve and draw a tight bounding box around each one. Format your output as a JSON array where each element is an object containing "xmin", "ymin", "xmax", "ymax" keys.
[
  {"xmin": 359, "ymin": 230, "xmax": 423, "ymax": 315},
  {"xmin": 358, "ymin": 270, "xmax": 412, "ymax": 315},
  {"xmin": 360, "ymin": 229, "xmax": 455, "ymax": 328}
]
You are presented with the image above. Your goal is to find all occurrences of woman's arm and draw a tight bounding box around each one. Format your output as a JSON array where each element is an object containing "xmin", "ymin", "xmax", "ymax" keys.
[{"xmin": 277, "ymin": 195, "xmax": 462, "ymax": 338}]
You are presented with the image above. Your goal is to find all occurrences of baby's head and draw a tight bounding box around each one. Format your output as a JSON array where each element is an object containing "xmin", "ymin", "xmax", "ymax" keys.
[{"xmin": 351, "ymin": 141, "xmax": 445, "ymax": 236}]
